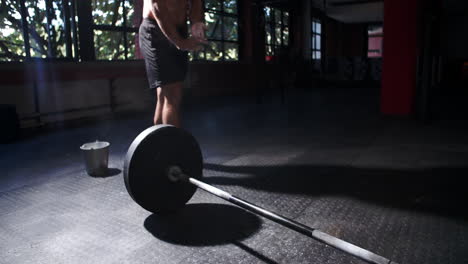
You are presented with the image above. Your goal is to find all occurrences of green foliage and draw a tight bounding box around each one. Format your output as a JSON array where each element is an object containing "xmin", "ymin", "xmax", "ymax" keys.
[
  {"xmin": 264, "ymin": 6, "xmax": 271, "ymax": 21},
  {"xmin": 26, "ymin": 0, "xmax": 67, "ymax": 58},
  {"xmin": 0, "ymin": 0, "xmax": 26, "ymax": 61},
  {"xmin": 193, "ymin": 0, "xmax": 239, "ymax": 62},
  {"xmin": 206, "ymin": 41, "xmax": 222, "ymax": 61},
  {"xmin": 94, "ymin": 30, "xmax": 124, "ymax": 60},
  {"xmin": 0, "ymin": 0, "xmax": 136, "ymax": 61},
  {"xmin": 223, "ymin": 0, "xmax": 236, "ymax": 14},
  {"xmin": 127, "ymin": 32, "xmax": 136, "ymax": 59},
  {"xmin": 223, "ymin": 17, "xmax": 237, "ymax": 41},
  {"xmin": 282, "ymin": 26, "xmax": 289, "ymax": 46},
  {"xmin": 264, "ymin": 7, "xmax": 289, "ymax": 58},
  {"xmin": 205, "ymin": 0, "xmax": 221, "ymax": 12},
  {"xmin": 0, "ymin": 0, "xmax": 71, "ymax": 61},
  {"xmin": 92, "ymin": 0, "xmax": 137, "ymax": 60},
  {"xmin": 92, "ymin": 0, "xmax": 123, "ymax": 26},
  {"xmin": 124, "ymin": 0, "xmax": 135, "ymax": 27},
  {"xmin": 224, "ymin": 42, "xmax": 237, "ymax": 61},
  {"xmin": 206, "ymin": 12, "xmax": 222, "ymax": 40},
  {"xmin": 0, "ymin": 0, "xmax": 238, "ymax": 62}
]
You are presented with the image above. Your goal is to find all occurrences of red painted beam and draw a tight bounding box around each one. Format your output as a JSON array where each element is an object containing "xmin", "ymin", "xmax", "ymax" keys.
[{"xmin": 381, "ymin": 0, "xmax": 419, "ymax": 115}]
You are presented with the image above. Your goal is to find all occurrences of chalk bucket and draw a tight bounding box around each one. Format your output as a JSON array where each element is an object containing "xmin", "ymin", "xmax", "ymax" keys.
[{"xmin": 80, "ymin": 140, "xmax": 110, "ymax": 176}]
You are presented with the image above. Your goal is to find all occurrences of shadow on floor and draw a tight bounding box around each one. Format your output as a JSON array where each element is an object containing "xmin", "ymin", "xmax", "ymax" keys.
[
  {"xmin": 144, "ymin": 203, "xmax": 262, "ymax": 246},
  {"xmin": 86, "ymin": 168, "xmax": 121, "ymax": 178},
  {"xmin": 233, "ymin": 241, "xmax": 279, "ymax": 264},
  {"xmin": 104, "ymin": 168, "xmax": 122, "ymax": 177},
  {"xmin": 204, "ymin": 163, "xmax": 468, "ymax": 220}
]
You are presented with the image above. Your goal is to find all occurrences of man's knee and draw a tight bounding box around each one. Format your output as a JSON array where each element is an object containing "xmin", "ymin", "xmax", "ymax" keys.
[{"xmin": 161, "ymin": 82, "xmax": 183, "ymax": 105}]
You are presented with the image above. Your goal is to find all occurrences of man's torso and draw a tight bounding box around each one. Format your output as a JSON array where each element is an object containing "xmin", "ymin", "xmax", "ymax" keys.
[{"xmin": 143, "ymin": 0, "xmax": 188, "ymax": 26}]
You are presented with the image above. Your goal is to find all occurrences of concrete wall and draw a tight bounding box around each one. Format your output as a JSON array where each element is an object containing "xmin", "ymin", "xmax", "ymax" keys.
[
  {"xmin": 0, "ymin": 61, "xmax": 148, "ymax": 127},
  {"xmin": 0, "ymin": 60, "xmax": 260, "ymax": 128}
]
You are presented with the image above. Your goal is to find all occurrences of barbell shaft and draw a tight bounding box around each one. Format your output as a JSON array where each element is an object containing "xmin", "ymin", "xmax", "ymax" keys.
[
  {"xmin": 188, "ymin": 177, "xmax": 397, "ymax": 264},
  {"xmin": 124, "ymin": 125, "xmax": 398, "ymax": 263}
]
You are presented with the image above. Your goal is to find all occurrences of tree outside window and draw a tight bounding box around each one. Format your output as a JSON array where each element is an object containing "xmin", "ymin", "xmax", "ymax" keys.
[
  {"xmin": 92, "ymin": 0, "xmax": 138, "ymax": 60},
  {"xmin": 1, "ymin": 0, "xmax": 77, "ymax": 61},
  {"xmin": 1, "ymin": 0, "xmax": 238, "ymax": 62},
  {"xmin": 264, "ymin": 6, "xmax": 289, "ymax": 61},
  {"xmin": 191, "ymin": 0, "xmax": 239, "ymax": 61}
]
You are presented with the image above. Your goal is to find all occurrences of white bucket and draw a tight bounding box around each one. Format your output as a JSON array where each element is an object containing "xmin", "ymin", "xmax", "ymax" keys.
[{"xmin": 80, "ymin": 140, "xmax": 110, "ymax": 176}]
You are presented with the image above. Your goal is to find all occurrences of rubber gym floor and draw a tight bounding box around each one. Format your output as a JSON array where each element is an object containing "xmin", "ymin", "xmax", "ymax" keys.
[{"xmin": 1, "ymin": 87, "xmax": 468, "ymax": 264}]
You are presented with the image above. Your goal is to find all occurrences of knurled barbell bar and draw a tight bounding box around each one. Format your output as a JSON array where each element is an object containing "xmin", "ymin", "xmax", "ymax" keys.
[{"xmin": 123, "ymin": 125, "xmax": 398, "ymax": 264}]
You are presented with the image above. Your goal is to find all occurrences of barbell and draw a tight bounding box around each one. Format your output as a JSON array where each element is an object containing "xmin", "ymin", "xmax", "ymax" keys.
[{"xmin": 123, "ymin": 125, "xmax": 398, "ymax": 264}]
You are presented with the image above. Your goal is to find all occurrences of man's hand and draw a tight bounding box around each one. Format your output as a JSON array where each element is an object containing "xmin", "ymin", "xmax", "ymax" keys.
[
  {"xmin": 177, "ymin": 36, "xmax": 208, "ymax": 51},
  {"xmin": 191, "ymin": 22, "xmax": 207, "ymax": 41}
]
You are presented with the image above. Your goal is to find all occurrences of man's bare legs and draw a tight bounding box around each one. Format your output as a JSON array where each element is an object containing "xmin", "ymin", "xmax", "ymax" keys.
[
  {"xmin": 153, "ymin": 82, "xmax": 183, "ymax": 127},
  {"xmin": 153, "ymin": 87, "xmax": 164, "ymax": 125}
]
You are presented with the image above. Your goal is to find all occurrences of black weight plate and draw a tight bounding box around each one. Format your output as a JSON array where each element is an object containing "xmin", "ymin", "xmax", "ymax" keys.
[{"xmin": 124, "ymin": 125, "xmax": 203, "ymax": 213}]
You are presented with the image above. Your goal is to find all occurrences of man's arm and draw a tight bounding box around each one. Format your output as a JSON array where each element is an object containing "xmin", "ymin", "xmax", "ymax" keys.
[
  {"xmin": 150, "ymin": 0, "xmax": 185, "ymax": 48},
  {"xmin": 189, "ymin": 0, "xmax": 206, "ymax": 41},
  {"xmin": 189, "ymin": 0, "xmax": 204, "ymax": 24}
]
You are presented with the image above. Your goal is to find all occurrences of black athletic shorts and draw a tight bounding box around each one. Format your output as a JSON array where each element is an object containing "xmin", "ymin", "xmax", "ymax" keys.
[{"xmin": 139, "ymin": 18, "xmax": 189, "ymax": 89}]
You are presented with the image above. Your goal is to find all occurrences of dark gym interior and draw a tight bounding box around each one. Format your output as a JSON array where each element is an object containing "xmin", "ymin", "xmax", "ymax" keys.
[{"xmin": 1, "ymin": 0, "xmax": 468, "ymax": 263}]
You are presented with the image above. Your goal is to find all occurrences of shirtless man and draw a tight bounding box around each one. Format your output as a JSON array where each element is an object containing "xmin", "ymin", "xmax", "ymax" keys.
[{"xmin": 140, "ymin": 0, "xmax": 207, "ymax": 127}]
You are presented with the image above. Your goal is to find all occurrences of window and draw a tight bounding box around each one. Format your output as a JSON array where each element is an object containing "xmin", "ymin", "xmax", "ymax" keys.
[
  {"xmin": 92, "ymin": 0, "xmax": 138, "ymax": 60},
  {"xmin": 311, "ymin": 18, "xmax": 321, "ymax": 60},
  {"xmin": 0, "ymin": 0, "xmax": 78, "ymax": 61},
  {"xmin": 1, "ymin": 0, "xmax": 237, "ymax": 62},
  {"xmin": 0, "ymin": 0, "xmax": 26, "ymax": 61},
  {"xmin": 264, "ymin": 7, "xmax": 289, "ymax": 61},
  {"xmin": 191, "ymin": 0, "xmax": 238, "ymax": 61},
  {"xmin": 367, "ymin": 25, "xmax": 383, "ymax": 58}
]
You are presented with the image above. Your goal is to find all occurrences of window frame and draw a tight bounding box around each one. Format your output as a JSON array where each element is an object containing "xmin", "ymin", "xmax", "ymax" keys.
[
  {"xmin": 1, "ymin": 0, "xmax": 241, "ymax": 63},
  {"xmin": 367, "ymin": 24, "xmax": 383, "ymax": 58},
  {"xmin": 264, "ymin": 6, "xmax": 289, "ymax": 61},
  {"xmin": 0, "ymin": 0, "xmax": 79, "ymax": 62},
  {"xmin": 92, "ymin": 0, "xmax": 139, "ymax": 61},
  {"xmin": 191, "ymin": 0, "xmax": 239, "ymax": 62},
  {"xmin": 311, "ymin": 18, "xmax": 321, "ymax": 60}
]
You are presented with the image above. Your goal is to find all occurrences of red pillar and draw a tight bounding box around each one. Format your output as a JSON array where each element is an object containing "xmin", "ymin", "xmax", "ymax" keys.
[{"xmin": 381, "ymin": 0, "xmax": 420, "ymax": 115}]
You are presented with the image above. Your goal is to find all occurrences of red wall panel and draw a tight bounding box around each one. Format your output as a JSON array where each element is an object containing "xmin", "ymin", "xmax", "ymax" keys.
[{"xmin": 381, "ymin": 0, "xmax": 419, "ymax": 115}]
